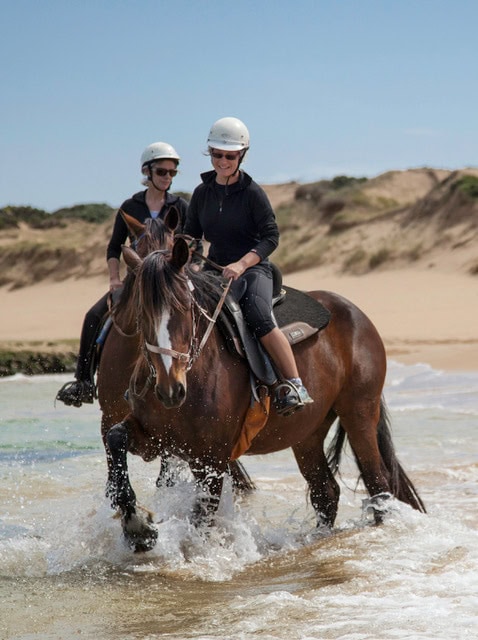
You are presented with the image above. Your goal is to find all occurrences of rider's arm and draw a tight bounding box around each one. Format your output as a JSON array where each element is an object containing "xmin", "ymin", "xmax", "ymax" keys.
[{"xmin": 107, "ymin": 257, "xmax": 122, "ymax": 292}]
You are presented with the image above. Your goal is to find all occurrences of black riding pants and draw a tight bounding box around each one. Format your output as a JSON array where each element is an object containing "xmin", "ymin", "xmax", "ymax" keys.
[
  {"xmin": 230, "ymin": 263, "xmax": 276, "ymax": 338},
  {"xmin": 75, "ymin": 292, "xmax": 109, "ymax": 380}
]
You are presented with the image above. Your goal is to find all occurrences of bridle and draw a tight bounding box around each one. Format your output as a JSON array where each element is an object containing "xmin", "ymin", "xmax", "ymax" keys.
[{"xmin": 144, "ymin": 275, "xmax": 232, "ymax": 373}]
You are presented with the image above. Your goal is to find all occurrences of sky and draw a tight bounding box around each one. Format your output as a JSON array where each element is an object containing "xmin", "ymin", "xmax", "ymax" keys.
[{"xmin": 1, "ymin": 0, "xmax": 477, "ymax": 212}]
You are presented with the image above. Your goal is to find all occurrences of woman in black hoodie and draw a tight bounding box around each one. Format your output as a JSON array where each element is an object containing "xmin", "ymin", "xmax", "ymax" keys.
[
  {"xmin": 184, "ymin": 117, "xmax": 313, "ymax": 416},
  {"xmin": 56, "ymin": 141, "xmax": 187, "ymax": 407}
]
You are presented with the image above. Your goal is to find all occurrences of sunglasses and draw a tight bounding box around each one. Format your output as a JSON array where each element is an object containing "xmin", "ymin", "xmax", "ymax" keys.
[
  {"xmin": 153, "ymin": 168, "xmax": 178, "ymax": 177},
  {"xmin": 210, "ymin": 151, "xmax": 240, "ymax": 161}
]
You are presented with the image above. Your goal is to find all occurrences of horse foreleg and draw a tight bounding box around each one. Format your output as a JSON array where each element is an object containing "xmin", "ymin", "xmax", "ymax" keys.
[
  {"xmin": 292, "ymin": 428, "xmax": 340, "ymax": 528},
  {"xmin": 227, "ymin": 459, "xmax": 256, "ymax": 495},
  {"xmin": 106, "ymin": 418, "xmax": 158, "ymax": 552}
]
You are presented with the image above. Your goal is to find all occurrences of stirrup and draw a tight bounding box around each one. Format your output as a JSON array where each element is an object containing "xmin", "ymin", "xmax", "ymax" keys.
[
  {"xmin": 56, "ymin": 380, "xmax": 95, "ymax": 407},
  {"xmin": 273, "ymin": 381, "xmax": 305, "ymax": 417}
]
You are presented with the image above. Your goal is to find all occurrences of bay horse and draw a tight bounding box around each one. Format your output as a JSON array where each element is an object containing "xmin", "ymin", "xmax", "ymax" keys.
[
  {"xmin": 97, "ymin": 210, "xmax": 176, "ymax": 494},
  {"xmin": 107, "ymin": 236, "xmax": 426, "ymax": 551},
  {"xmin": 96, "ymin": 211, "xmax": 253, "ymax": 515}
]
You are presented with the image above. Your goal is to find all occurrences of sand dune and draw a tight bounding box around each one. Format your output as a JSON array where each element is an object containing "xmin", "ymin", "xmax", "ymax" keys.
[{"xmin": 1, "ymin": 265, "xmax": 477, "ymax": 371}]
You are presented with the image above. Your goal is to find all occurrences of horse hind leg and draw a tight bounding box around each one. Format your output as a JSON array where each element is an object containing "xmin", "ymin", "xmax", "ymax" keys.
[
  {"xmin": 106, "ymin": 418, "xmax": 158, "ymax": 552},
  {"xmin": 337, "ymin": 398, "xmax": 426, "ymax": 523}
]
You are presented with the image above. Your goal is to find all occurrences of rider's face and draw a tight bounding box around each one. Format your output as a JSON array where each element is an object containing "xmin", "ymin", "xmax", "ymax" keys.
[
  {"xmin": 210, "ymin": 148, "xmax": 241, "ymax": 184},
  {"xmin": 149, "ymin": 160, "xmax": 178, "ymax": 191}
]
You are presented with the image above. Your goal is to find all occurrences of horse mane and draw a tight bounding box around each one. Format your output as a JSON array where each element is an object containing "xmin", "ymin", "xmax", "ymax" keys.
[
  {"xmin": 137, "ymin": 250, "xmax": 191, "ymax": 326},
  {"xmin": 186, "ymin": 266, "xmax": 226, "ymax": 310},
  {"xmin": 136, "ymin": 217, "xmax": 174, "ymax": 256},
  {"xmin": 113, "ymin": 217, "xmax": 175, "ymax": 318}
]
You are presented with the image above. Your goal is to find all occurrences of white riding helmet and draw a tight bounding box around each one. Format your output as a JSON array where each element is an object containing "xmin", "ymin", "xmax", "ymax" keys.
[
  {"xmin": 207, "ymin": 117, "xmax": 250, "ymax": 151},
  {"xmin": 141, "ymin": 142, "xmax": 180, "ymax": 168}
]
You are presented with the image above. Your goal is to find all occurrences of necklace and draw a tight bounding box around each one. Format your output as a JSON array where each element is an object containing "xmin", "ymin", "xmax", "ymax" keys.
[{"xmin": 214, "ymin": 182, "xmax": 226, "ymax": 213}]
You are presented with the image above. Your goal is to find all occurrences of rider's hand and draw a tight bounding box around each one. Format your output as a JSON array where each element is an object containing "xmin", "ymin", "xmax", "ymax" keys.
[
  {"xmin": 109, "ymin": 278, "xmax": 123, "ymax": 293},
  {"xmin": 222, "ymin": 261, "xmax": 245, "ymax": 280}
]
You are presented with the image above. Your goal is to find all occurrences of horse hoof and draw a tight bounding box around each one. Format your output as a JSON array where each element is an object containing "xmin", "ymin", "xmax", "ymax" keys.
[
  {"xmin": 122, "ymin": 508, "xmax": 158, "ymax": 552},
  {"xmin": 362, "ymin": 492, "xmax": 392, "ymax": 525},
  {"xmin": 124, "ymin": 525, "xmax": 158, "ymax": 553},
  {"xmin": 132, "ymin": 534, "xmax": 158, "ymax": 553}
]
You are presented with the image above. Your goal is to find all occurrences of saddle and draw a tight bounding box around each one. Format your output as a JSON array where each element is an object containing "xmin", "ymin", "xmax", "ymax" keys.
[{"xmin": 217, "ymin": 285, "xmax": 331, "ymax": 386}]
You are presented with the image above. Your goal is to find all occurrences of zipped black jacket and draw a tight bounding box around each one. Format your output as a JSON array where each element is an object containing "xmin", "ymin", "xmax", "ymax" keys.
[
  {"xmin": 184, "ymin": 170, "xmax": 279, "ymax": 266},
  {"xmin": 106, "ymin": 190, "xmax": 188, "ymax": 261}
]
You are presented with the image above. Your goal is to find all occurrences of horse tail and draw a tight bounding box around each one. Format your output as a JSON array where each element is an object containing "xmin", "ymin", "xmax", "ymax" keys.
[
  {"xmin": 326, "ymin": 399, "xmax": 426, "ymax": 513},
  {"xmin": 326, "ymin": 419, "xmax": 347, "ymax": 475},
  {"xmin": 228, "ymin": 459, "xmax": 256, "ymax": 494},
  {"xmin": 375, "ymin": 399, "xmax": 426, "ymax": 513}
]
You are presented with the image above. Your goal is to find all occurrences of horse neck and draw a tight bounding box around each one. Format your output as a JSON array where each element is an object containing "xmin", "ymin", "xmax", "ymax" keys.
[
  {"xmin": 112, "ymin": 277, "xmax": 138, "ymax": 337},
  {"xmin": 194, "ymin": 321, "xmax": 239, "ymax": 383}
]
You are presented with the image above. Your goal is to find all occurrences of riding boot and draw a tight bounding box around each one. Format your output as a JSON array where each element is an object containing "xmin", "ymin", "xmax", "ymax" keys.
[
  {"xmin": 273, "ymin": 377, "xmax": 314, "ymax": 417},
  {"xmin": 56, "ymin": 295, "xmax": 108, "ymax": 407},
  {"xmin": 55, "ymin": 338, "xmax": 97, "ymax": 407}
]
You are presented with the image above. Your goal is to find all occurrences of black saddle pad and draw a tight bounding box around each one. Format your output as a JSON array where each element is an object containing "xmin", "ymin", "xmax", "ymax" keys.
[{"xmin": 274, "ymin": 286, "xmax": 330, "ymax": 331}]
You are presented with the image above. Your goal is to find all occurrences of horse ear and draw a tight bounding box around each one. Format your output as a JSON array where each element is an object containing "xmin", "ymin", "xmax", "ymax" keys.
[
  {"xmin": 170, "ymin": 236, "xmax": 190, "ymax": 271},
  {"xmin": 120, "ymin": 209, "xmax": 145, "ymax": 239},
  {"xmin": 122, "ymin": 244, "xmax": 143, "ymax": 271},
  {"xmin": 163, "ymin": 205, "xmax": 179, "ymax": 232}
]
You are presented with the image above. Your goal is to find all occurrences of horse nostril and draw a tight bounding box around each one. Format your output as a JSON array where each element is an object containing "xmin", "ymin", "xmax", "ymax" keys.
[{"xmin": 177, "ymin": 384, "xmax": 186, "ymax": 403}]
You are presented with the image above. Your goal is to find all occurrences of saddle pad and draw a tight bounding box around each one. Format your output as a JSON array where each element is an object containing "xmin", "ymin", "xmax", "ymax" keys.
[{"xmin": 274, "ymin": 286, "xmax": 331, "ymax": 331}]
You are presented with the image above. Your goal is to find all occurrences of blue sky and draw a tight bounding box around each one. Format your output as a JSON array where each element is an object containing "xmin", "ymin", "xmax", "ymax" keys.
[{"xmin": 1, "ymin": 0, "xmax": 476, "ymax": 211}]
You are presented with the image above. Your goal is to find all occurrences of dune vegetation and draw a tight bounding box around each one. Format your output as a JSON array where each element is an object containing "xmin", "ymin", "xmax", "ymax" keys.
[{"xmin": 1, "ymin": 168, "xmax": 477, "ymax": 375}]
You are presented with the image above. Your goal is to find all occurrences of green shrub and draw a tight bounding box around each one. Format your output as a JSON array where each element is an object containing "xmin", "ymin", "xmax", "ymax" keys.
[
  {"xmin": 455, "ymin": 175, "xmax": 478, "ymax": 199},
  {"xmin": 173, "ymin": 191, "xmax": 191, "ymax": 202},
  {"xmin": 342, "ymin": 248, "xmax": 367, "ymax": 273},
  {"xmin": 52, "ymin": 203, "xmax": 115, "ymax": 223},
  {"xmin": 330, "ymin": 175, "xmax": 368, "ymax": 190},
  {"xmin": 369, "ymin": 248, "xmax": 391, "ymax": 269},
  {"xmin": 295, "ymin": 183, "xmax": 325, "ymax": 203},
  {"xmin": 0, "ymin": 205, "xmax": 51, "ymax": 229}
]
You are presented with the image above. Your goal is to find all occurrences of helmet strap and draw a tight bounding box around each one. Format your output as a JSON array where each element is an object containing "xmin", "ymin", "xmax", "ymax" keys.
[{"xmin": 234, "ymin": 148, "xmax": 247, "ymax": 175}]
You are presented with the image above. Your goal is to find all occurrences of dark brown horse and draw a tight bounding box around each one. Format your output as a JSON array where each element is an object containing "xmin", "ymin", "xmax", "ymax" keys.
[
  {"xmin": 97, "ymin": 212, "xmax": 254, "ymax": 515},
  {"xmin": 97, "ymin": 210, "xmax": 177, "ymax": 494},
  {"xmin": 107, "ymin": 236, "xmax": 426, "ymax": 551}
]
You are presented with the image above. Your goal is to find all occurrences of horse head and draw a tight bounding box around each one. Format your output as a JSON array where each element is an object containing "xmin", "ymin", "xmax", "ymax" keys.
[
  {"xmin": 111, "ymin": 210, "xmax": 180, "ymax": 336},
  {"xmin": 120, "ymin": 207, "xmax": 179, "ymax": 258},
  {"xmin": 128, "ymin": 236, "xmax": 194, "ymax": 409}
]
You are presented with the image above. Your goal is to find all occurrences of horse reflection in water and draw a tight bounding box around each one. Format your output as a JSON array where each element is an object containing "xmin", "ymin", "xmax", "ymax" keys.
[
  {"xmin": 97, "ymin": 211, "xmax": 253, "ymax": 537},
  {"xmin": 106, "ymin": 236, "xmax": 426, "ymax": 551}
]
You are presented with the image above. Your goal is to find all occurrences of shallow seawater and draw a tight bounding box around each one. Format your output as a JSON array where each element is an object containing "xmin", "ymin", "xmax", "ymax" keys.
[{"xmin": 1, "ymin": 363, "xmax": 477, "ymax": 639}]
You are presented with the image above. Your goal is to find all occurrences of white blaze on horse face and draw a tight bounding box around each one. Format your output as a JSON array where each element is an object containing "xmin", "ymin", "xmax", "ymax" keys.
[{"xmin": 156, "ymin": 310, "xmax": 173, "ymax": 373}]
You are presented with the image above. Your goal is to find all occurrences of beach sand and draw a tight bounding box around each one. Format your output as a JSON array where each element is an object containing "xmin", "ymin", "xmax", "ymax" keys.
[{"xmin": 1, "ymin": 266, "xmax": 477, "ymax": 371}]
